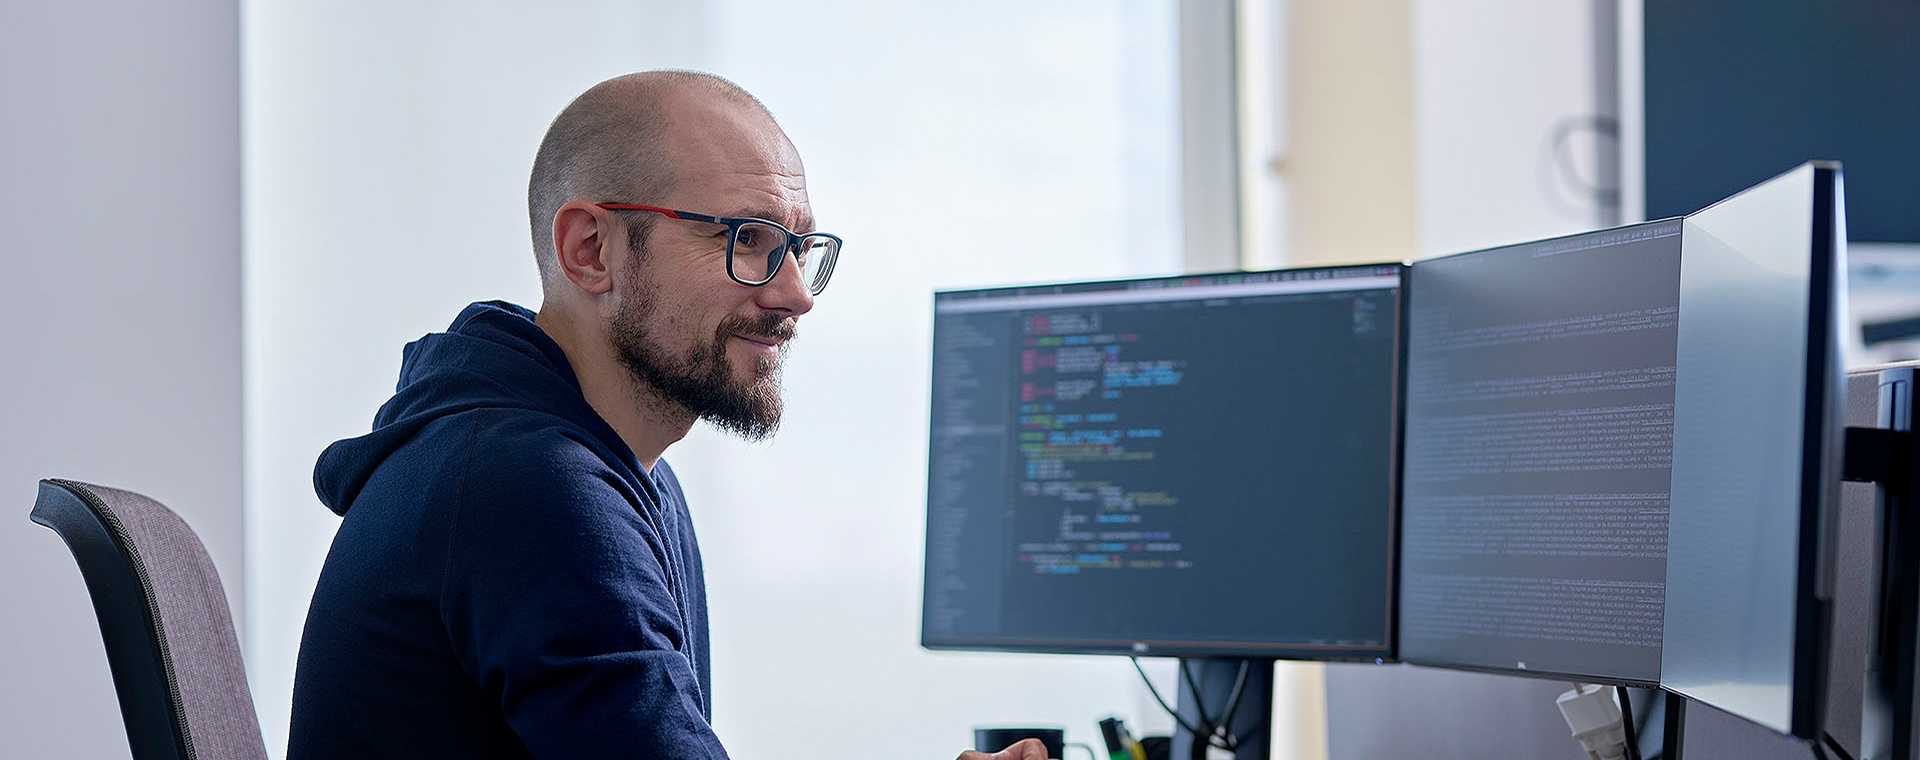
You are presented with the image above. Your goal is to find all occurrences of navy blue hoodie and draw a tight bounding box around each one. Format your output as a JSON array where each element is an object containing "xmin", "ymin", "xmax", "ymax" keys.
[{"xmin": 289, "ymin": 301, "xmax": 724, "ymax": 759}]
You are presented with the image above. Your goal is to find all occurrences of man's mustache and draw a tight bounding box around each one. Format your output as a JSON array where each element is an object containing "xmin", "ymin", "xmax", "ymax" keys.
[{"xmin": 718, "ymin": 313, "xmax": 797, "ymax": 344}]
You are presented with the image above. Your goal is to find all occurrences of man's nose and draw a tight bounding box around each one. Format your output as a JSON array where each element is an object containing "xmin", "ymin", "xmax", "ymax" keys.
[{"xmin": 753, "ymin": 247, "xmax": 816, "ymax": 317}]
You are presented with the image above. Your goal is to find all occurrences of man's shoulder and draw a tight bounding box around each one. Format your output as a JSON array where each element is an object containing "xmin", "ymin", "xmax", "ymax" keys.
[
  {"xmin": 347, "ymin": 408, "xmax": 667, "ymax": 562},
  {"xmin": 443, "ymin": 409, "xmax": 632, "ymax": 500},
  {"xmin": 363, "ymin": 408, "xmax": 634, "ymax": 525},
  {"xmin": 433, "ymin": 414, "xmax": 674, "ymax": 585},
  {"xmin": 407, "ymin": 406, "xmax": 595, "ymax": 471}
]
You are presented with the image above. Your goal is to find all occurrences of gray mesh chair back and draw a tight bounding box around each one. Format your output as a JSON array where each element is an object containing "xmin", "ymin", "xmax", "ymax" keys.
[{"xmin": 30, "ymin": 479, "xmax": 268, "ymax": 760}]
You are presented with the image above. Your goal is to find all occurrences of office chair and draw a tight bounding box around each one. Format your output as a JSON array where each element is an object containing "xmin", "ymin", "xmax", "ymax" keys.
[{"xmin": 30, "ymin": 479, "xmax": 268, "ymax": 760}]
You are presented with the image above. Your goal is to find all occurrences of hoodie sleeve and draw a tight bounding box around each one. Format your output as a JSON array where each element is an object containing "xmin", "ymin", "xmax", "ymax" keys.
[{"xmin": 438, "ymin": 433, "xmax": 727, "ymax": 759}]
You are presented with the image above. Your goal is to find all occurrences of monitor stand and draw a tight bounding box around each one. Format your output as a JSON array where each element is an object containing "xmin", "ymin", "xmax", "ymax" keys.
[
  {"xmin": 1844, "ymin": 365, "xmax": 1918, "ymax": 760},
  {"xmin": 1662, "ymin": 690, "xmax": 1688, "ymax": 760},
  {"xmin": 1171, "ymin": 658, "xmax": 1273, "ymax": 760}
]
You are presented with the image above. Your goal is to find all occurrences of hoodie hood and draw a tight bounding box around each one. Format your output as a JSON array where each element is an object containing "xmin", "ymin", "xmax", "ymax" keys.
[{"xmin": 314, "ymin": 300, "xmax": 637, "ymax": 515}]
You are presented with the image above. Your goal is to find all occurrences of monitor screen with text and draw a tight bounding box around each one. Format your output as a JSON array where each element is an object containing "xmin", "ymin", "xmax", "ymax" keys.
[
  {"xmin": 1399, "ymin": 220, "xmax": 1684, "ymax": 684},
  {"xmin": 922, "ymin": 265, "xmax": 1403, "ymax": 659}
]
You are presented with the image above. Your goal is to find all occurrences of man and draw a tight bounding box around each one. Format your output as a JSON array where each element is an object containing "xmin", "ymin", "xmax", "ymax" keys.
[{"xmin": 288, "ymin": 71, "xmax": 1041, "ymax": 759}]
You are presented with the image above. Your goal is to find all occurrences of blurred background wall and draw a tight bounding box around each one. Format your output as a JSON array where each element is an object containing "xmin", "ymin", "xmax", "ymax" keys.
[
  {"xmin": 0, "ymin": 1, "xmax": 243, "ymax": 758},
  {"xmin": 1249, "ymin": 0, "xmax": 1613, "ymax": 270}
]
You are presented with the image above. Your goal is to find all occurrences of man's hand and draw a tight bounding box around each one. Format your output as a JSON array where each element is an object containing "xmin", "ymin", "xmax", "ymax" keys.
[{"xmin": 955, "ymin": 737, "xmax": 1048, "ymax": 760}]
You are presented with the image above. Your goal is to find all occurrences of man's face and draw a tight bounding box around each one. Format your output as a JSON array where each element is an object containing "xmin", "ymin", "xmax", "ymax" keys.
[{"xmin": 606, "ymin": 99, "xmax": 816, "ymax": 440}]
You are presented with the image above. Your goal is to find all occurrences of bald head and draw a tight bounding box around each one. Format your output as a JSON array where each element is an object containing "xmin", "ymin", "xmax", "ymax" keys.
[{"xmin": 527, "ymin": 70, "xmax": 780, "ymax": 285}]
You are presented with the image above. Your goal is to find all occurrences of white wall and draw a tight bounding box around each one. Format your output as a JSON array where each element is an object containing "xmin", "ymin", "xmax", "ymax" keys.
[
  {"xmin": 1258, "ymin": 0, "xmax": 1610, "ymax": 269},
  {"xmin": 0, "ymin": 0, "xmax": 244, "ymax": 757},
  {"xmin": 1411, "ymin": 0, "xmax": 1612, "ymax": 255},
  {"xmin": 243, "ymin": 1, "xmax": 1187, "ymax": 756},
  {"xmin": 1268, "ymin": 0, "xmax": 1419, "ymax": 268}
]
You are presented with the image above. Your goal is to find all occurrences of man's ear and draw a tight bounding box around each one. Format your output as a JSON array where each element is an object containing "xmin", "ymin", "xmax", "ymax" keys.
[{"xmin": 550, "ymin": 200, "xmax": 618, "ymax": 296}]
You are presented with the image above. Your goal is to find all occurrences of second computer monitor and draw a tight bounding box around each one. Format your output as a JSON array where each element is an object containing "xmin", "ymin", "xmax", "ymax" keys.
[
  {"xmin": 1661, "ymin": 162, "xmax": 1846, "ymax": 739},
  {"xmin": 1398, "ymin": 221, "xmax": 1684, "ymax": 685},
  {"xmin": 922, "ymin": 265, "xmax": 1402, "ymax": 659}
]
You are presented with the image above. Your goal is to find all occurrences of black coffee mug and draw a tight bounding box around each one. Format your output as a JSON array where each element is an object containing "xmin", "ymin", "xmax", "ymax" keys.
[{"xmin": 973, "ymin": 726, "xmax": 1065, "ymax": 759}]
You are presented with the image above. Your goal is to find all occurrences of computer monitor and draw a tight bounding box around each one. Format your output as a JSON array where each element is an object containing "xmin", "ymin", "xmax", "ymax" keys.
[
  {"xmin": 1661, "ymin": 162, "xmax": 1846, "ymax": 740},
  {"xmin": 1398, "ymin": 163, "xmax": 1847, "ymax": 735},
  {"xmin": 921, "ymin": 264, "xmax": 1403, "ymax": 659},
  {"xmin": 1397, "ymin": 219, "xmax": 1684, "ymax": 686}
]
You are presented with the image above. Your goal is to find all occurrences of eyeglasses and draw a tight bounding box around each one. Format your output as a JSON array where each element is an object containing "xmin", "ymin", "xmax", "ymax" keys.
[{"xmin": 595, "ymin": 203, "xmax": 842, "ymax": 296}]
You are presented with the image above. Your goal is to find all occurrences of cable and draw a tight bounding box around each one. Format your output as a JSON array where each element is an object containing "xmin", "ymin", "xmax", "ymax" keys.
[
  {"xmin": 1208, "ymin": 660, "xmax": 1253, "ymax": 751},
  {"xmin": 1822, "ymin": 732, "xmax": 1857, "ymax": 760},
  {"xmin": 1224, "ymin": 714, "xmax": 1271, "ymax": 753},
  {"xmin": 1132, "ymin": 657, "xmax": 1207, "ymax": 738},
  {"xmin": 1216, "ymin": 660, "xmax": 1252, "ymax": 732},
  {"xmin": 1559, "ymin": 683, "xmax": 1634, "ymax": 760},
  {"xmin": 1615, "ymin": 686, "xmax": 1642, "ymax": 760},
  {"xmin": 1129, "ymin": 657, "xmax": 1234, "ymax": 752},
  {"xmin": 1178, "ymin": 660, "xmax": 1214, "ymax": 737},
  {"xmin": 1188, "ymin": 659, "xmax": 1253, "ymax": 751},
  {"xmin": 1178, "ymin": 659, "xmax": 1252, "ymax": 751}
]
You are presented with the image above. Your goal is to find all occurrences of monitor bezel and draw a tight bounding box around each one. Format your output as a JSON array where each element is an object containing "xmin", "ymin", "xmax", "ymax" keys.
[{"xmin": 1788, "ymin": 162, "xmax": 1845, "ymax": 740}]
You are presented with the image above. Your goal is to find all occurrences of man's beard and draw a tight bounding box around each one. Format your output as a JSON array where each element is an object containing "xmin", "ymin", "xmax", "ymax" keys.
[{"xmin": 609, "ymin": 274, "xmax": 794, "ymax": 442}]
